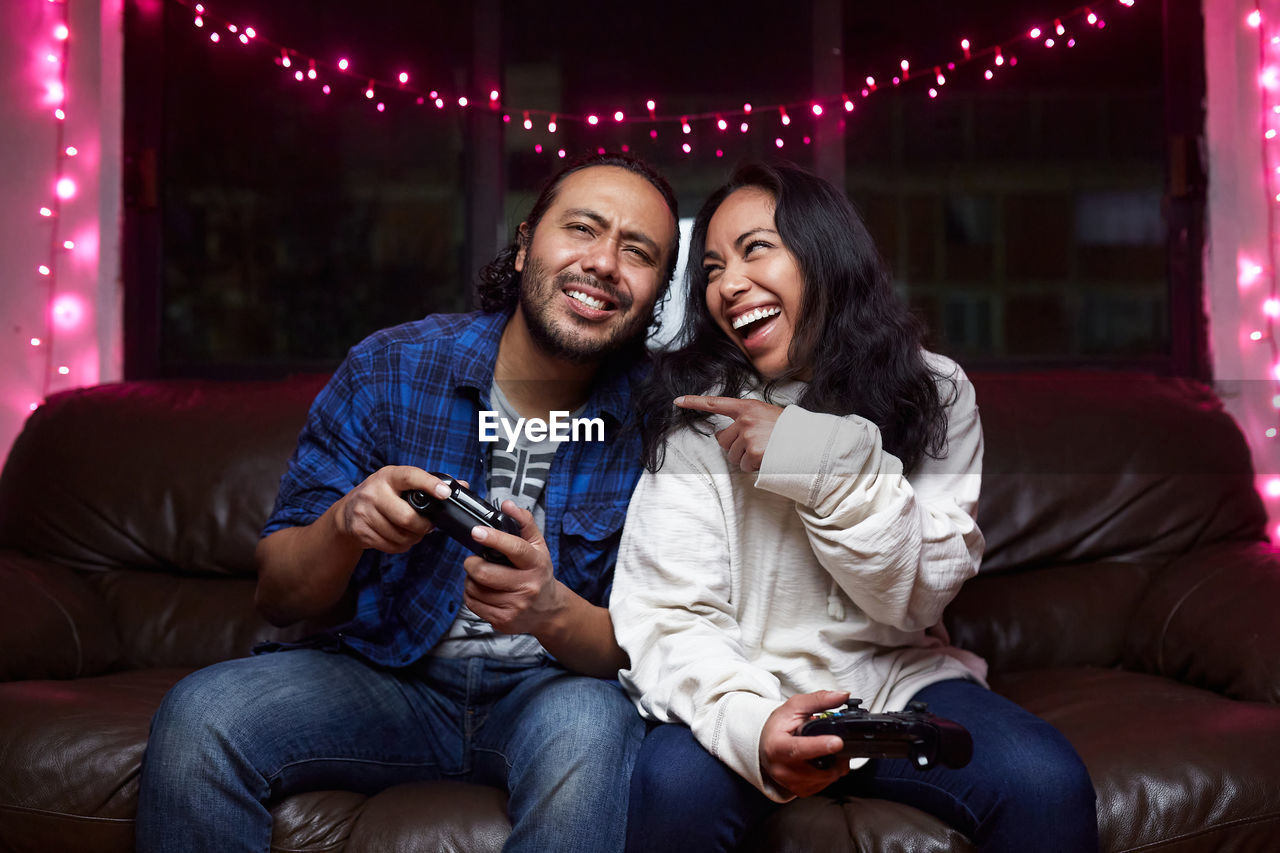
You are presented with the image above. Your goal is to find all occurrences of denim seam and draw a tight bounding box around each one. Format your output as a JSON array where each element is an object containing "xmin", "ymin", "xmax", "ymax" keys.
[
  {"xmin": 473, "ymin": 744, "xmax": 514, "ymax": 774},
  {"xmin": 266, "ymin": 754, "xmax": 440, "ymax": 785}
]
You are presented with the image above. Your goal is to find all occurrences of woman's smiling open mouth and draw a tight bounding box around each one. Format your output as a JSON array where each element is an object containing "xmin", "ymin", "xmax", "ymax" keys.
[{"xmin": 730, "ymin": 305, "xmax": 781, "ymax": 342}]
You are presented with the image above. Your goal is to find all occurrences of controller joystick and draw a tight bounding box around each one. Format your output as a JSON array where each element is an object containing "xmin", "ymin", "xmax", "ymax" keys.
[{"xmin": 403, "ymin": 473, "xmax": 522, "ymax": 565}]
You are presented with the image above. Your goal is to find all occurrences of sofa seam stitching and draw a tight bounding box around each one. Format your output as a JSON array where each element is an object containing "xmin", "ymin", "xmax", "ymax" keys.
[
  {"xmin": 1152, "ymin": 564, "xmax": 1229, "ymax": 675},
  {"xmin": 1117, "ymin": 808, "xmax": 1280, "ymax": 851},
  {"xmin": 13, "ymin": 562, "xmax": 85, "ymax": 677},
  {"xmin": 0, "ymin": 803, "xmax": 131, "ymax": 824}
]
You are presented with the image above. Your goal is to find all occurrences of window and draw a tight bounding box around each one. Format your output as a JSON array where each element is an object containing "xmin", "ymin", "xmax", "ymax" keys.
[{"xmin": 124, "ymin": 0, "xmax": 1199, "ymax": 377}]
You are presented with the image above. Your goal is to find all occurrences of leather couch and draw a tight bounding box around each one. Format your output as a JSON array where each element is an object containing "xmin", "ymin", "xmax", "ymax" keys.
[{"xmin": 1, "ymin": 370, "xmax": 1278, "ymax": 852}]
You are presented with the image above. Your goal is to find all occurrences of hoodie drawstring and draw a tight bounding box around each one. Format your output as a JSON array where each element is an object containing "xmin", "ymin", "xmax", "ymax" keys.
[{"xmin": 827, "ymin": 579, "xmax": 846, "ymax": 621}]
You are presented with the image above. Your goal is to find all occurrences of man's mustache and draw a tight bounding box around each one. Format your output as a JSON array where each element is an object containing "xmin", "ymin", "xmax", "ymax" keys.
[{"xmin": 554, "ymin": 272, "xmax": 631, "ymax": 311}]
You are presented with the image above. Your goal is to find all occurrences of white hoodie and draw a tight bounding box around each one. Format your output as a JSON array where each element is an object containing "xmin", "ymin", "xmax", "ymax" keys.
[{"xmin": 610, "ymin": 354, "xmax": 988, "ymax": 802}]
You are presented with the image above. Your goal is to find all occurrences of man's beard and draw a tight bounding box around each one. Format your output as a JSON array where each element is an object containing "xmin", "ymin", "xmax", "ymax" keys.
[{"xmin": 518, "ymin": 256, "xmax": 654, "ymax": 363}]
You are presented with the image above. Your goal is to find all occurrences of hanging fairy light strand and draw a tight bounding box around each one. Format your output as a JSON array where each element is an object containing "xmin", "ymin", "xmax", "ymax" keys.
[
  {"xmin": 1245, "ymin": 6, "xmax": 1280, "ymax": 528},
  {"xmin": 170, "ymin": 0, "xmax": 1142, "ymax": 158},
  {"xmin": 30, "ymin": 0, "xmax": 77, "ymax": 408}
]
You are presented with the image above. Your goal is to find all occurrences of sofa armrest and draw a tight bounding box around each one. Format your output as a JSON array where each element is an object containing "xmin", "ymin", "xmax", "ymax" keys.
[
  {"xmin": 1123, "ymin": 540, "xmax": 1280, "ymax": 703},
  {"xmin": 0, "ymin": 550, "xmax": 121, "ymax": 681}
]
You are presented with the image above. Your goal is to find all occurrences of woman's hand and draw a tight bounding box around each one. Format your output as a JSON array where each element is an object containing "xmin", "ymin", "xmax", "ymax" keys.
[
  {"xmin": 759, "ymin": 691, "xmax": 852, "ymax": 797},
  {"xmin": 675, "ymin": 395, "xmax": 784, "ymax": 472}
]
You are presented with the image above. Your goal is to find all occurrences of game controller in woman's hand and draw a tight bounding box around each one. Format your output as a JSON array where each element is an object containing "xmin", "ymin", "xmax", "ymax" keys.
[{"xmin": 800, "ymin": 700, "xmax": 973, "ymax": 770}]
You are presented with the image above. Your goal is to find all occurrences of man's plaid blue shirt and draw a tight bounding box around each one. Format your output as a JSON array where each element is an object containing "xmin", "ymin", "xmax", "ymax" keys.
[{"xmin": 262, "ymin": 310, "xmax": 648, "ymax": 668}]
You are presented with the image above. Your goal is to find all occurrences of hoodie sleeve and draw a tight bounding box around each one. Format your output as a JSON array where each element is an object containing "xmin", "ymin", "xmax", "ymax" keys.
[
  {"xmin": 610, "ymin": 438, "xmax": 793, "ymax": 802},
  {"xmin": 753, "ymin": 360, "xmax": 984, "ymax": 632}
]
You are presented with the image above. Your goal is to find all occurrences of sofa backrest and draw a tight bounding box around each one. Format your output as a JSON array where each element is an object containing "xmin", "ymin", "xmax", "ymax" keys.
[
  {"xmin": 0, "ymin": 370, "xmax": 1264, "ymax": 580},
  {"xmin": 0, "ymin": 375, "xmax": 329, "ymax": 577},
  {"xmin": 0, "ymin": 369, "xmax": 1264, "ymax": 676},
  {"xmin": 967, "ymin": 371, "xmax": 1265, "ymax": 573}
]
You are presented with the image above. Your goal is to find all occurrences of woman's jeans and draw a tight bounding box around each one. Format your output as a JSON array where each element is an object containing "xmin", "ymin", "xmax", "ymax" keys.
[
  {"xmin": 135, "ymin": 649, "xmax": 643, "ymax": 853},
  {"xmin": 627, "ymin": 678, "xmax": 1099, "ymax": 852}
]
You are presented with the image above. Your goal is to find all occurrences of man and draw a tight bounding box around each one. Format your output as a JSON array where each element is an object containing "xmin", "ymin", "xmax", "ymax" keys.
[{"xmin": 135, "ymin": 152, "xmax": 680, "ymax": 853}]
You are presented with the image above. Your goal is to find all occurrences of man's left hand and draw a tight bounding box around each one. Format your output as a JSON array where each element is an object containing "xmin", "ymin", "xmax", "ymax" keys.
[{"xmin": 462, "ymin": 502, "xmax": 566, "ymax": 635}]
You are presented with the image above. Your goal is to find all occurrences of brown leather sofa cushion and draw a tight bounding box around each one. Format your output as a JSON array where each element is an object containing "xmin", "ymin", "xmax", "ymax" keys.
[
  {"xmin": 0, "ymin": 376, "xmax": 327, "ymax": 577},
  {"xmin": 86, "ymin": 570, "xmax": 304, "ymax": 670},
  {"xmin": 0, "ymin": 668, "xmax": 180, "ymax": 839},
  {"xmin": 0, "ymin": 553, "xmax": 121, "ymax": 680},
  {"xmin": 0, "ymin": 667, "xmax": 516, "ymax": 853},
  {"xmin": 997, "ymin": 667, "xmax": 1280, "ymax": 852},
  {"xmin": 944, "ymin": 559, "xmax": 1153, "ymax": 671},
  {"xmin": 971, "ymin": 373, "xmax": 1265, "ymax": 573},
  {"xmin": 1123, "ymin": 540, "xmax": 1280, "ymax": 704}
]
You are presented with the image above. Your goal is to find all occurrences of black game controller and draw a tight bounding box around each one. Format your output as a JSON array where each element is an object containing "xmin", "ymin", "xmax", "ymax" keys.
[
  {"xmin": 799, "ymin": 699, "xmax": 973, "ymax": 771},
  {"xmin": 402, "ymin": 473, "xmax": 522, "ymax": 565}
]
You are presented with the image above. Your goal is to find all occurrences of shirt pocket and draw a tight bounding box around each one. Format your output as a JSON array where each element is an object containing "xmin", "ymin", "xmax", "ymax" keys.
[{"xmin": 558, "ymin": 502, "xmax": 630, "ymax": 603}]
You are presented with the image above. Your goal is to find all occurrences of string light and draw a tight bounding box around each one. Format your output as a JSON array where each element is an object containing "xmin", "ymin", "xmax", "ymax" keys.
[
  {"xmin": 167, "ymin": 0, "xmax": 1143, "ymax": 158},
  {"xmin": 1249, "ymin": 5, "xmax": 1280, "ymax": 535},
  {"xmin": 23, "ymin": 0, "xmax": 78, "ymax": 411}
]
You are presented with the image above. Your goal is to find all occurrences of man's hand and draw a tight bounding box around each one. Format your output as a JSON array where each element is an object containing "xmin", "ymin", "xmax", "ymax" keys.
[
  {"xmin": 462, "ymin": 501, "xmax": 567, "ymax": 636},
  {"xmin": 759, "ymin": 691, "xmax": 852, "ymax": 798},
  {"xmin": 675, "ymin": 395, "xmax": 784, "ymax": 472},
  {"xmin": 256, "ymin": 466, "xmax": 456, "ymax": 627},
  {"xmin": 332, "ymin": 466, "xmax": 453, "ymax": 554}
]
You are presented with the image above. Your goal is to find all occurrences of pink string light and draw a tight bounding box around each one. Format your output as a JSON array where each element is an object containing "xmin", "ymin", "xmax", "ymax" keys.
[
  {"xmin": 25, "ymin": 0, "xmax": 78, "ymax": 409},
  {"xmin": 166, "ymin": 0, "xmax": 1142, "ymax": 158},
  {"xmin": 1248, "ymin": 5, "xmax": 1280, "ymax": 521}
]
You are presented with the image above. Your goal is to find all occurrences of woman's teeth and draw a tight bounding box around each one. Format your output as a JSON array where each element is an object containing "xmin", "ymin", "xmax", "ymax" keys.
[
  {"xmin": 732, "ymin": 306, "xmax": 781, "ymax": 331},
  {"xmin": 567, "ymin": 289, "xmax": 608, "ymax": 310}
]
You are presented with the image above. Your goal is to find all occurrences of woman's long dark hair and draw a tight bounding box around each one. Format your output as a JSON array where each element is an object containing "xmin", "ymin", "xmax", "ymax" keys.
[{"xmin": 638, "ymin": 161, "xmax": 952, "ymax": 474}]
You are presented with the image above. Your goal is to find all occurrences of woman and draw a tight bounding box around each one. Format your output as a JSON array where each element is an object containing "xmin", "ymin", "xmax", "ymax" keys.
[{"xmin": 610, "ymin": 162, "xmax": 1097, "ymax": 852}]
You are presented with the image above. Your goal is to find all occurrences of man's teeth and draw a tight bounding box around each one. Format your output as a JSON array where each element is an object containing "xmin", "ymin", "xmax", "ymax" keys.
[
  {"xmin": 567, "ymin": 290, "xmax": 607, "ymax": 310},
  {"xmin": 731, "ymin": 306, "xmax": 781, "ymax": 330}
]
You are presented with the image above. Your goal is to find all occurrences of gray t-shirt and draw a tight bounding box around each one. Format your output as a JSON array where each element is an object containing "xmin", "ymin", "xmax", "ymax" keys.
[{"xmin": 430, "ymin": 382, "xmax": 572, "ymax": 660}]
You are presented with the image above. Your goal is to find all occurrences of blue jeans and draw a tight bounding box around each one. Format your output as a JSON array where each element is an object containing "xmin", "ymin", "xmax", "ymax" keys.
[
  {"xmin": 136, "ymin": 650, "xmax": 643, "ymax": 853},
  {"xmin": 627, "ymin": 679, "xmax": 1099, "ymax": 853}
]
